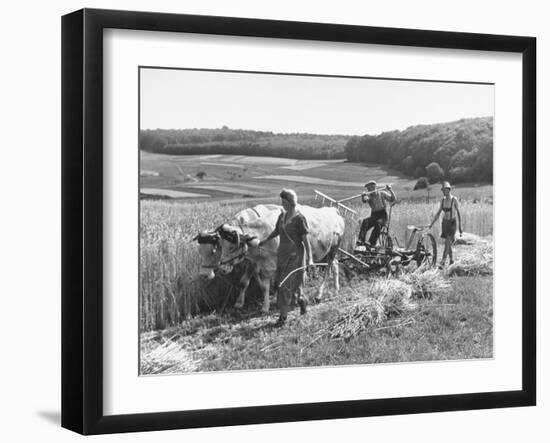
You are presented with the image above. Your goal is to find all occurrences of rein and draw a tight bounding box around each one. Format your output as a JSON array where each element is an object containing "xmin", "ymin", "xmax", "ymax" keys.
[{"xmin": 278, "ymin": 263, "xmax": 329, "ymax": 288}]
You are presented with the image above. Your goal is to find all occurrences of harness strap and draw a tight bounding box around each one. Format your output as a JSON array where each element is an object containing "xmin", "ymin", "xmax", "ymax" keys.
[
  {"xmin": 251, "ymin": 206, "xmax": 261, "ymax": 218},
  {"xmin": 219, "ymin": 249, "xmax": 247, "ymax": 266},
  {"xmin": 441, "ymin": 196, "xmax": 456, "ymax": 218}
]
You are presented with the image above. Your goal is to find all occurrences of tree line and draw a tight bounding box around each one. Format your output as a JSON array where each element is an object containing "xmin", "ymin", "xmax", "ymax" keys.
[
  {"xmin": 344, "ymin": 117, "xmax": 493, "ymax": 184},
  {"xmin": 140, "ymin": 117, "xmax": 493, "ymax": 184},
  {"xmin": 139, "ymin": 127, "xmax": 348, "ymax": 160}
]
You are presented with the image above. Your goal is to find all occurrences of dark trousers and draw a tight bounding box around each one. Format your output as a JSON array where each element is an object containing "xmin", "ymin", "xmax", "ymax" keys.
[{"xmin": 359, "ymin": 209, "xmax": 388, "ymax": 245}]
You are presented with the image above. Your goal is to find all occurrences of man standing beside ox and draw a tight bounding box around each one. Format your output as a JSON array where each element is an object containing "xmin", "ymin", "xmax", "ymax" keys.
[{"xmin": 357, "ymin": 180, "xmax": 396, "ymax": 246}]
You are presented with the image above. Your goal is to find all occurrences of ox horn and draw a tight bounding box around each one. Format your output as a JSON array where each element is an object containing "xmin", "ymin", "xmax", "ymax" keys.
[
  {"xmin": 235, "ymin": 230, "xmax": 240, "ymax": 247},
  {"xmin": 192, "ymin": 233, "xmax": 200, "ymax": 242}
]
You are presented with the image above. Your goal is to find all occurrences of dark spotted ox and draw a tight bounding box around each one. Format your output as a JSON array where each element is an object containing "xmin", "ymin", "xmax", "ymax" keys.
[
  {"xmin": 216, "ymin": 205, "xmax": 344, "ymax": 310},
  {"xmin": 193, "ymin": 204, "xmax": 281, "ymax": 312}
]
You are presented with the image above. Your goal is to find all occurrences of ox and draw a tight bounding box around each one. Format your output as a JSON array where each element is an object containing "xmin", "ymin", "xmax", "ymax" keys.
[
  {"xmin": 193, "ymin": 204, "xmax": 281, "ymax": 313},
  {"xmin": 216, "ymin": 205, "xmax": 344, "ymax": 315}
]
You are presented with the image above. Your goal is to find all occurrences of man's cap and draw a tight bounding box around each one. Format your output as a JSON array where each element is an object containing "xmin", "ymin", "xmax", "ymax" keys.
[
  {"xmin": 364, "ymin": 180, "xmax": 377, "ymax": 187},
  {"xmin": 441, "ymin": 181, "xmax": 452, "ymax": 189}
]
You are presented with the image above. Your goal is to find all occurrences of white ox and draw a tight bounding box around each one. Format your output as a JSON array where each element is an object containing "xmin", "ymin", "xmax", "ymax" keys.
[
  {"xmin": 193, "ymin": 204, "xmax": 281, "ymax": 313},
  {"xmin": 216, "ymin": 205, "xmax": 344, "ymax": 312}
]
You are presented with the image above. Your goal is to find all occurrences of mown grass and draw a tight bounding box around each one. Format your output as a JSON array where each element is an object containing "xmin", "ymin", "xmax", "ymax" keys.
[{"xmin": 140, "ymin": 275, "xmax": 492, "ymax": 374}]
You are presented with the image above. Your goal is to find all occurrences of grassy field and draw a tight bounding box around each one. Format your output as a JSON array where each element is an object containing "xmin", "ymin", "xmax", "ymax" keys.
[
  {"xmin": 139, "ymin": 152, "xmax": 493, "ymax": 373},
  {"xmin": 140, "ymin": 272, "xmax": 493, "ymax": 374}
]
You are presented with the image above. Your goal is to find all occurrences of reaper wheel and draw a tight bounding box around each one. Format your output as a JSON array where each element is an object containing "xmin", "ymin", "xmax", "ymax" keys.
[
  {"xmin": 415, "ymin": 233, "xmax": 437, "ymax": 267},
  {"xmin": 378, "ymin": 231, "xmax": 393, "ymax": 250}
]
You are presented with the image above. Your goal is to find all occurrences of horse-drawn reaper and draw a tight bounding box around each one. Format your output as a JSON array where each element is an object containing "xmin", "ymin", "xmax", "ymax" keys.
[
  {"xmin": 314, "ymin": 187, "xmax": 437, "ymax": 276},
  {"xmin": 192, "ymin": 185, "xmax": 435, "ymax": 326}
]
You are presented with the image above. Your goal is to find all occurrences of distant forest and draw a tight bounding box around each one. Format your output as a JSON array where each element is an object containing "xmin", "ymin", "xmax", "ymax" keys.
[
  {"xmin": 140, "ymin": 117, "xmax": 493, "ymax": 183},
  {"xmin": 345, "ymin": 117, "xmax": 493, "ymax": 183},
  {"xmin": 139, "ymin": 127, "xmax": 349, "ymax": 160}
]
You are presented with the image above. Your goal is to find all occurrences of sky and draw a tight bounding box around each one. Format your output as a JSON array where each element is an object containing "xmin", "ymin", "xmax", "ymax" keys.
[{"xmin": 140, "ymin": 68, "xmax": 494, "ymax": 136}]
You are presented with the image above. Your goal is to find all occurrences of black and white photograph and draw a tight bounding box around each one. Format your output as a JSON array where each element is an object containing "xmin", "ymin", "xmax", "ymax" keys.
[
  {"xmin": 139, "ymin": 67, "xmax": 494, "ymax": 375},
  {"xmin": 1, "ymin": 0, "xmax": 547, "ymax": 438}
]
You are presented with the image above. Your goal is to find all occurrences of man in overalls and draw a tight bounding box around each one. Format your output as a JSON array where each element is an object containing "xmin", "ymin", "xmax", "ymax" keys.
[{"xmin": 358, "ymin": 180, "xmax": 396, "ymax": 246}]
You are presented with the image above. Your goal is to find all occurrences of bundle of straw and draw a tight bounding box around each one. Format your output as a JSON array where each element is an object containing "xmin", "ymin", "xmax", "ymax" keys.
[
  {"xmin": 447, "ymin": 243, "xmax": 493, "ymax": 276},
  {"xmin": 329, "ymin": 296, "xmax": 386, "ymax": 340},
  {"xmin": 375, "ymin": 279, "xmax": 417, "ymax": 316},
  {"xmin": 140, "ymin": 339, "xmax": 198, "ymax": 374},
  {"xmin": 328, "ymin": 279, "xmax": 416, "ymax": 340},
  {"xmin": 453, "ymin": 232, "xmax": 483, "ymax": 246},
  {"xmin": 401, "ymin": 267, "xmax": 451, "ymax": 299}
]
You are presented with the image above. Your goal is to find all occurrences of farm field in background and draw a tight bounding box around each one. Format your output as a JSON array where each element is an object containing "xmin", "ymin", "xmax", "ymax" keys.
[{"xmin": 140, "ymin": 151, "xmax": 493, "ymax": 204}]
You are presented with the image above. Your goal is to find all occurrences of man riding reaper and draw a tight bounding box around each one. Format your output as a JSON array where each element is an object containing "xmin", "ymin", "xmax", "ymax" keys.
[{"xmin": 357, "ymin": 180, "xmax": 396, "ymax": 246}]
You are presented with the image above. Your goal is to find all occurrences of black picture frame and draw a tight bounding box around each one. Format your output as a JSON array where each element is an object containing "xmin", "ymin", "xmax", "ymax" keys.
[{"xmin": 61, "ymin": 8, "xmax": 536, "ymax": 435}]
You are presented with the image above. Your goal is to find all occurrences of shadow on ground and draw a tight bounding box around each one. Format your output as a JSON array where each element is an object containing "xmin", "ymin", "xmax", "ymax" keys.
[{"xmin": 36, "ymin": 410, "xmax": 60, "ymax": 426}]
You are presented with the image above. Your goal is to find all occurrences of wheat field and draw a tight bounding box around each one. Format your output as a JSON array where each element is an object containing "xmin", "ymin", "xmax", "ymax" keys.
[{"xmin": 140, "ymin": 196, "xmax": 493, "ymax": 331}]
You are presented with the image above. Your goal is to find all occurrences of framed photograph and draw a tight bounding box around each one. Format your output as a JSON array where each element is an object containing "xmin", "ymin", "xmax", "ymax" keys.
[{"xmin": 62, "ymin": 8, "xmax": 536, "ymax": 435}]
